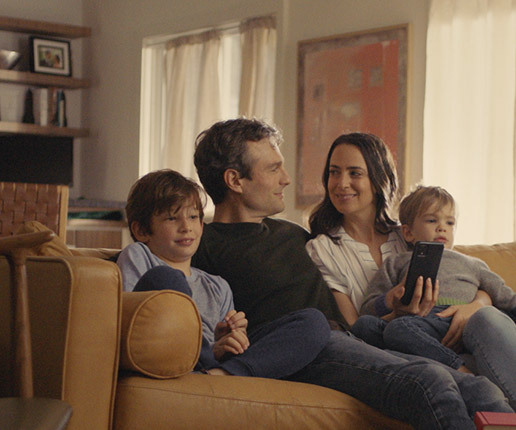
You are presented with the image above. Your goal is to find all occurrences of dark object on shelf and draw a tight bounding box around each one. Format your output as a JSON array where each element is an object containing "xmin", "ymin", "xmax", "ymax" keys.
[{"xmin": 22, "ymin": 89, "xmax": 35, "ymax": 124}]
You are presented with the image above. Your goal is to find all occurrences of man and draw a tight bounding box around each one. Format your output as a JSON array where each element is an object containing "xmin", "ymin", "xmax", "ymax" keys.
[{"xmin": 192, "ymin": 118, "xmax": 513, "ymax": 430}]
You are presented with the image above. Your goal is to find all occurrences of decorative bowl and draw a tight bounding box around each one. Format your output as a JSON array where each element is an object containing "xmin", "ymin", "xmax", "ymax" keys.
[{"xmin": 0, "ymin": 49, "xmax": 22, "ymax": 70}]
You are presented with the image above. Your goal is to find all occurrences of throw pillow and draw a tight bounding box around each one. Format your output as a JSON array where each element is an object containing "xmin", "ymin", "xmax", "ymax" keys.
[{"xmin": 15, "ymin": 221, "xmax": 73, "ymax": 257}]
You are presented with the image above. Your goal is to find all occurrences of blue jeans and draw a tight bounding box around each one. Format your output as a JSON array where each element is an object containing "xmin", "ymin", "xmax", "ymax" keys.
[
  {"xmin": 351, "ymin": 305, "xmax": 464, "ymax": 369},
  {"xmin": 287, "ymin": 330, "xmax": 513, "ymax": 430},
  {"xmin": 463, "ymin": 306, "xmax": 516, "ymax": 409},
  {"xmin": 133, "ymin": 266, "xmax": 331, "ymax": 378}
]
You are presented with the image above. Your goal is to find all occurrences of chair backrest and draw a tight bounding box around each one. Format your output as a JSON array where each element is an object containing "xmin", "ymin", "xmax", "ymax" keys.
[{"xmin": 0, "ymin": 182, "xmax": 69, "ymax": 240}]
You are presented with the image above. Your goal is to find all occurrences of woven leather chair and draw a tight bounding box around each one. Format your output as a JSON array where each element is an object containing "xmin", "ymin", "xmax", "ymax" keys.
[{"xmin": 0, "ymin": 182, "xmax": 69, "ymax": 240}]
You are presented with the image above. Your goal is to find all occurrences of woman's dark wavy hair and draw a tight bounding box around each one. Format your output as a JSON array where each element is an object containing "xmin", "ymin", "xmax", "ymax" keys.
[
  {"xmin": 194, "ymin": 118, "xmax": 282, "ymax": 204},
  {"xmin": 308, "ymin": 133, "xmax": 399, "ymax": 240}
]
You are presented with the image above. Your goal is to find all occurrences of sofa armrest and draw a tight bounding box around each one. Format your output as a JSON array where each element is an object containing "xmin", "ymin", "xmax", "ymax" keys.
[{"xmin": 0, "ymin": 255, "xmax": 122, "ymax": 430}]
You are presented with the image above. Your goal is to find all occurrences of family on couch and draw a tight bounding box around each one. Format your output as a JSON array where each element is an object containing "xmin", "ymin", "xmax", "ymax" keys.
[{"xmin": 118, "ymin": 118, "xmax": 516, "ymax": 429}]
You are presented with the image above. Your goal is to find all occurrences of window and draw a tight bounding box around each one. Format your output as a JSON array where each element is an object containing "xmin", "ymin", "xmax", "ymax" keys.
[
  {"xmin": 139, "ymin": 16, "xmax": 276, "ymax": 189},
  {"xmin": 423, "ymin": 0, "xmax": 516, "ymax": 244}
]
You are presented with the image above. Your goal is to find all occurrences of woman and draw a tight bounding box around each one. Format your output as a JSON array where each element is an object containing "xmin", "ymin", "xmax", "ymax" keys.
[{"xmin": 306, "ymin": 132, "xmax": 516, "ymax": 408}]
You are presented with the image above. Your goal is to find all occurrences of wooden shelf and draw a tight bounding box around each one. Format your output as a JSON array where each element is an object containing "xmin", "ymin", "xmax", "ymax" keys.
[
  {"xmin": 0, "ymin": 121, "xmax": 89, "ymax": 138},
  {"xmin": 0, "ymin": 16, "xmax": 90, "ymax": 140},
  {"xmin": 0, "ymin": 15, "xmax": 91, "ymax": 39},
  {"xmin": 0, "ymin": 70, "xmax": 89, "ymax": 89}
]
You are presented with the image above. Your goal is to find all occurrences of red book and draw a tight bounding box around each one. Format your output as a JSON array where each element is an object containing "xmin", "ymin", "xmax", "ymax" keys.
[{"xmin": 475, "ymin": 412, "xmax": 516, "ymax": 429}]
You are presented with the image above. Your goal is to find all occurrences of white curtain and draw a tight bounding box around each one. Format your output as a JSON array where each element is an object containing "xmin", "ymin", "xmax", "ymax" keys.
[
  {"xmin": 139, "ymin": 44, "xmax": 166, "ymax": 176},
  {"xmin": 423, "ymin": 0, "xmax": 516, "ymax": 245},
  {"xmin": 239, "ymin": 16, "xmax": 276, "ymax": 120},
  {"xmin": 139, "ymin": 16, "xmax": 276, "ymax": 183},
  {"xmin": 164, "ymin": 32, "xmax": 224, "ymax": 181}
]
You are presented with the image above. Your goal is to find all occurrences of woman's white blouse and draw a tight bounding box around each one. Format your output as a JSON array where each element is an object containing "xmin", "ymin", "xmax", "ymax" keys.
[{"xmin": 306, "ymin": 227, "xmax": 408, "ymax": 312}]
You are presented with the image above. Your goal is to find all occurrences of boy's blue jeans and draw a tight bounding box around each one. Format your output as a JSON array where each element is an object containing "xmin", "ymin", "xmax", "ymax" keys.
[{"xmin": 351, "ymin": 305, "xmax": 464, "ymax": 369}]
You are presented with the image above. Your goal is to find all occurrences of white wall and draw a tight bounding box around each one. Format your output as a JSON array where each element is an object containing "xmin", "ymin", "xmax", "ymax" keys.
[{"xmin": 2, "ymin": 0, "xmax": 430, "ymax": 224}]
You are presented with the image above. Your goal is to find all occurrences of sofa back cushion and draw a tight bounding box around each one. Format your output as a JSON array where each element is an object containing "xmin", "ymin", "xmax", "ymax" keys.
[
  {"xmin": 454, "ymin": 242, "xmax": 516, "ymax": 292},
  {"xmin": 120, "ymin": 290, "xmax": 202, "ymax": 378}
]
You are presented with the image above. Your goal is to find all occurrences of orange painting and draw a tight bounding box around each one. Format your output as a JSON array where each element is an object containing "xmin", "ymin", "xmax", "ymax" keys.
[{"xmin": 296, "ymin": 25, "xmax": 409, "ymax": 206}]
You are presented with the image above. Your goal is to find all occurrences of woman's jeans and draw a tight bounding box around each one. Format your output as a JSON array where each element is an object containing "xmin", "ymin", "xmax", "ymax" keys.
[
  {"xmin": 351, "ymin": 305, "xmax": 464, "ymax": 369},
  {"xmin": 133, "ymin": 265, "xmax": 331, "ymax": 378},
  {"xmin": 463, "ymin": 306, "xmax": 516, "ymax": 409},
  {"xmin": 288, "ymin": 330, "xmax": 513, "ymax": 430}
]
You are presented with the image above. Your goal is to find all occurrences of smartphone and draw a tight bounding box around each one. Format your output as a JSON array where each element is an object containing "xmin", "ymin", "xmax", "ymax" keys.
[{"xmin": 400, "ymin": 241, "xmax": 444, "ymax": 305}]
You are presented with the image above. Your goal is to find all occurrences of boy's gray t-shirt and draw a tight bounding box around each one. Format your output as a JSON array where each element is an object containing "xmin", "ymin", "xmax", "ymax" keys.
[{"xmin": 117, "ymin": 242, "xmax": 234, "ymax": 345}]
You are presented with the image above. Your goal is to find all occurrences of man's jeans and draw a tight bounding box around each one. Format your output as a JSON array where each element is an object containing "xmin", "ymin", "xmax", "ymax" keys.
[{"xmin": 287, "ymin": 330, "xmax": 513, "ymax": 430}]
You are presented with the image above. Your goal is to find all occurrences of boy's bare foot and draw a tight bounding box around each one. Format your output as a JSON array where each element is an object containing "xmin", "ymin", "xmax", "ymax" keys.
[
  {"xmin": 457, "ymin": 365, "xmax": 473, "ymax": 374},
  {"xmin": 206, "ymin": 368, "xmax": 231, "ymax": 376}
]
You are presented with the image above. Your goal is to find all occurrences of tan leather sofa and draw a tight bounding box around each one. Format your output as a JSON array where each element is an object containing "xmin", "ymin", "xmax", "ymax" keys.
[{"xmin": 1, "ymin": 229, "xmax": 515, "ymax": 430}]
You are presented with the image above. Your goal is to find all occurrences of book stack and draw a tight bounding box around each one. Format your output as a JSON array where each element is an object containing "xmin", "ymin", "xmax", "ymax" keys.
[
  {"xmin": 32, "ymin": 87, "xmax": 50, "ymax": 126},
  {"xmin": 32, "ymin": 88, "xmax": 66, "ymax": 127}
]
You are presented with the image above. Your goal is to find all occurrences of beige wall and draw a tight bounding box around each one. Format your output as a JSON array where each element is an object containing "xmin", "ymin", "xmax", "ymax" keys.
[{"xmin": 2, "ymin": 0, "xmax": 430, "ymax": 224}]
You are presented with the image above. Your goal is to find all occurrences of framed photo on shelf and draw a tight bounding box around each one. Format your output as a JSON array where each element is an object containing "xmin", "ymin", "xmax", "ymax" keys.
[
  {"xmin": 296, "ymin": 24, "xmax": 410, "ymax": 207},
  {"xmin": 29, "ymin": 36, "xmax": 72, "ymax": 76}
]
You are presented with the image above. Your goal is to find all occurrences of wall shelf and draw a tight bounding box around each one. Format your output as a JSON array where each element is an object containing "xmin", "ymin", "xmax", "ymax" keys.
[
  {"xmin": 0, "ymin": 121, "xmax": 89, "ymax": 138},
  {"xmin": 0, "ymin": 15, "xmax": 91, "ymax": 39},
  {"xmin": 0, "ymin": 16, "xmax": 91, "ymax": 139},
  {"xmin": 0, "ymin": 70, "xmax": 89, "ymax": 89}
]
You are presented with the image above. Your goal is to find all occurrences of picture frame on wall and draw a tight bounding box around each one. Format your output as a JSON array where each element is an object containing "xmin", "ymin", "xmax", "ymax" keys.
[
  {"xmin": 296, "ymin": 24, "xmax": 410, "ymax": 207},
  {"xmin": 29, "ymin": 36, "xmax": 72, "ymax": 76}
]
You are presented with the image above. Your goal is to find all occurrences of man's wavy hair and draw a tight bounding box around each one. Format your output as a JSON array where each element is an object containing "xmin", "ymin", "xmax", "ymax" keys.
[
  {"xmin": 125, "ymin": 169, "xmax": 205, "ymax": 242},
  {"xmin": 309, "ymin": 133, "xmax": 399, "ymax": 241},
  {"xmin": 194, "ymin": 118, "xmax": 283, "ymax": 204}
]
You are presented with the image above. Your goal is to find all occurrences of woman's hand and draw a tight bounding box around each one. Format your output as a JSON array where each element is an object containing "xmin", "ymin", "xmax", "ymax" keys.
[
  {"xmin": 437, "ymin": 290, "xmax": 492, "ymax": 351},
  {"xmin": 383, "ymin": 276, "xmax": 438, "ymax": 321}
]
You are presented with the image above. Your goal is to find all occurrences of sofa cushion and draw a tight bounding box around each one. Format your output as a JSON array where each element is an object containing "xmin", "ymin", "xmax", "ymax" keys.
[
  {"xmin": 454, "ymin": 242, "xmax": 516, "ymax": 292},
  {"xmin": 114, "ymin": 373, "xmax": 412, "ymax": 430},
  {"xmin": 120, "ymin": 290, "xmax": 202, "ymax": 379}
]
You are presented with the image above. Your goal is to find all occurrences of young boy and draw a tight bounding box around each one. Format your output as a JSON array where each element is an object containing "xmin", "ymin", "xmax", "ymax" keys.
[
  {"xmin": 352, "ymin": 185, "xmax": 516, "ymax": 372},
  {"xmin": 117, "ymin": 169, "xmax": 330, "ymax": 377}
]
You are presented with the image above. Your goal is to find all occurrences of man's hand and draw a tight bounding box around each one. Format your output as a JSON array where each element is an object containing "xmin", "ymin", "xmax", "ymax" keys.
[
  {"xmin": 383, "ymin": 277, "xmax": 438, "ymax": 321},
  {"xmin": 214, "ymin": 310, "xmax": 248, "ymax": 341}
]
